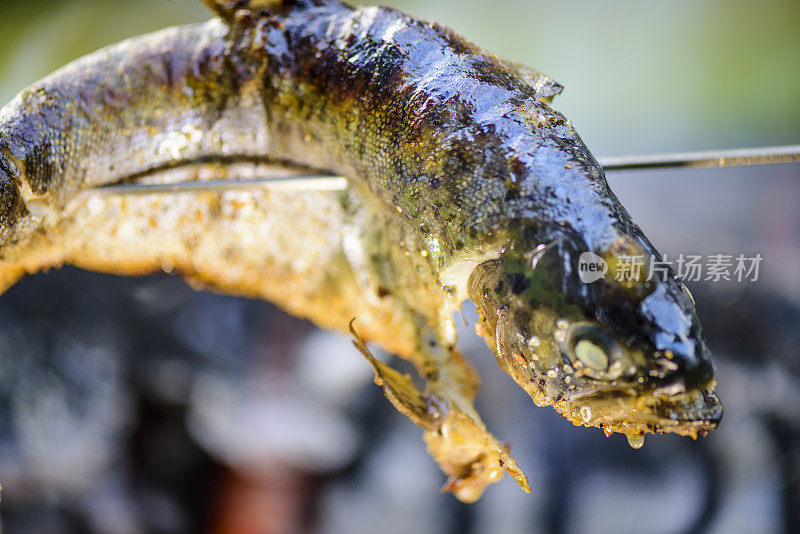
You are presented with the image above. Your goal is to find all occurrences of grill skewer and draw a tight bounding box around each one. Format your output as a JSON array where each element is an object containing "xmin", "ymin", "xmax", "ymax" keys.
[{"xmin": 92, "ymin": 144, "xmax": 800, "ymax": 196}]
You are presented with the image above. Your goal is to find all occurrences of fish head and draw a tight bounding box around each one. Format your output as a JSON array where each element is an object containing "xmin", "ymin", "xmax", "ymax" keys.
[{"xmin": 467, "ymin": 228, "xmax": 721, "ymax": 447}]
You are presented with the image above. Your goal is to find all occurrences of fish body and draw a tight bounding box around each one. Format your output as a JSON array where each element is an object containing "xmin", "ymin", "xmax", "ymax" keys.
[{"xmin": 0, "ymin": 0, "xmax": 721, "ymax": 501}]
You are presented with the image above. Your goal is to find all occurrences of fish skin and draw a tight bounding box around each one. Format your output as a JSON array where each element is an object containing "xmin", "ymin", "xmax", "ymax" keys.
[{"xmin": 0, "ymin": 0, "xmax": 720, "ymax": 500}]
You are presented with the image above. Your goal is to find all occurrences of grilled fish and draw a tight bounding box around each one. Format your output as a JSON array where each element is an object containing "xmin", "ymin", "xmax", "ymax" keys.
[{"xmin": 0, "ymin": 0, "xmax": 721, "ymax": 501}]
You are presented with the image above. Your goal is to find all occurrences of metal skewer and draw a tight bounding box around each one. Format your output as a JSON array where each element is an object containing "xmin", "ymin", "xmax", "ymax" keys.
[
  {"xmin": 93, "ymin": 144, "xmax": 800, "ymax": 196},
  {"xmin": 599, "ymin": 144, "xmax": 800, "ymax": 171},
  {"xmin": 93, "ymin": 175, "xmax": 349, "ymax": 196}
]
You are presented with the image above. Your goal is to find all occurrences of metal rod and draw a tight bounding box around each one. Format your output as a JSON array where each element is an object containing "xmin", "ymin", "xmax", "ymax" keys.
[
  {"xmin": 94, "ymin": 175, "xmax": 349, "ymax": 195},
  {"xmin": 598, "ymin": 144, "xmax": 800, "ymax": 171},
  {"xmin": 91, "ymin": 145, "xmax": 800, "ymax": 196}
]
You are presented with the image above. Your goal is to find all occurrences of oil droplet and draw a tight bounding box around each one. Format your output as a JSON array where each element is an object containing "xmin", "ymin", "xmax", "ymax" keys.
[
  {"xmin": 528, "ymin": 335, "xmax": 541, "ymax": 348},
  {"xmin": 626, "ymin": 433, "xmax": 645, "ymax": 449}
]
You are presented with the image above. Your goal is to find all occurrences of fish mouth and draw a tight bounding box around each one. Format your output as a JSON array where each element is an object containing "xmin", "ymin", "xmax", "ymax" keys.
[
  {"xmin": 650, "ymin": 387, "xmax": 722, "ymax": 432},
  {"xmin": 554, "ymin": 385, "xmax": 722, "ymax": 446}
]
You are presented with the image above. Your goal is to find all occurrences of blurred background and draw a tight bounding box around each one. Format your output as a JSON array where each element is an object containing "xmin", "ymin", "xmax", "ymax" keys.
[{"xmin": 0, "ymin": 0, "xmax": 799, "ymax": 532}]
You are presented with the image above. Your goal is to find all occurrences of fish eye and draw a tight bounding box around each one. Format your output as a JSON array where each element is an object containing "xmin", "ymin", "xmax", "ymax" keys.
[{"xmin": 562, "ymin": 322, "xmax": 630, "ymax": 381}]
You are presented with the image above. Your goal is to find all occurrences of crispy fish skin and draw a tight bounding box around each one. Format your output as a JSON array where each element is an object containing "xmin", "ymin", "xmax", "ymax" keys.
[{"xmin": 0, "ymin": 0, "xmax": 720, "ymax": 499}]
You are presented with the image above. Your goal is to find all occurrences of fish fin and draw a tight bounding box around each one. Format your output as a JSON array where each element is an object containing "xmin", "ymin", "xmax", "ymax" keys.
[
  {"xmin": 350, "ymin": 319, "xmax": 443, "ymax": 430},
  {"xmin": 350, "ymin": 319, "xmax": 530, "ymax": 502},
  {"xmin": 203, "ymin": 0, "xmax": 291, "ymax": 21},
  {"xmin": 495, "ymin": 57, "xmax": 564, "ymax": 103},
  {"xmin": 425, "ymin": 406, "xmax": 531, "ymax": 502}
]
